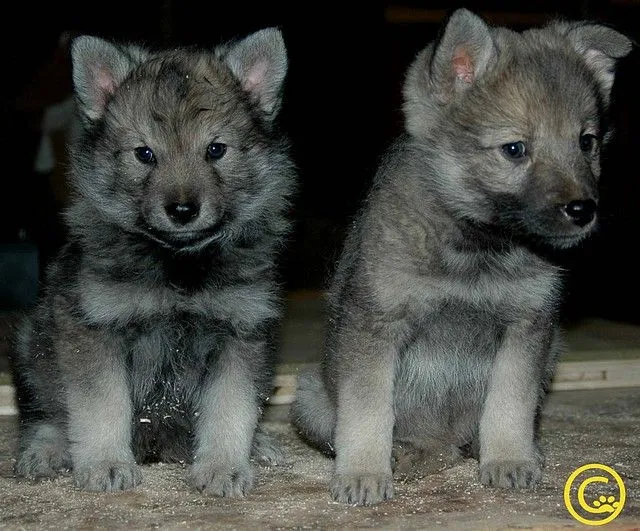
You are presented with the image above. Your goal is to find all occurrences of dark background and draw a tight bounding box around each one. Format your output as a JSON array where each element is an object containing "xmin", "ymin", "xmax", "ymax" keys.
[{"xmin": 1, "ymin": 0, "xmax": 639, "ymax": 324}]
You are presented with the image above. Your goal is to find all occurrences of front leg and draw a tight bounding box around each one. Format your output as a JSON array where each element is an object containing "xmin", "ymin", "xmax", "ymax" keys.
[
  {"xmin": 330, "ymin": 326, "xmax": 397, "ymax": 506},
  {"xmin": 479, "ymin": 315, "xmax": 554, "ymax": 489},
  {"xmin": 189, "ymin": 336, "xmax": 265, "ymax": 497},
  {"xmin": 58, "ymin": 326, "xmax": 140, "ymax": 492}
]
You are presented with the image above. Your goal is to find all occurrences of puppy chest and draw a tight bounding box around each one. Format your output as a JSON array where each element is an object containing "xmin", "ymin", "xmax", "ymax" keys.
[
  {"xmin": 435, "ymin": 247, "xmax": 562, "ymax": 313},
  {"xmin": 393, "ymin": 310, "xmax": 503, "ymax": 439},
  {"xmin": 396, "ymin": 308, "xmax": 505, "ymax": 397},
  {"xmin": 127, "ymin": 324, "xmax": 225, "ymax": 417}
]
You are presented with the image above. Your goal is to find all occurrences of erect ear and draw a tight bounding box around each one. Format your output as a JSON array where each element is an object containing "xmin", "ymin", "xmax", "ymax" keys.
[
  {"xmin": 402, "ymin": 9, "xmax": 498, "ymax": 137},
  {"xmin": 71, "ymin": 36, "xmax": 148, "ymax": 122},
  {"xmin": 561, "ymin": 22, "xmax": 632, "ymax": 105},
  {"xmin": 223, "ymin": 27, "xmax": 288, "ymax": 120},
  {"xmin": 427, "ymin": 8, "xmax": 497, "ymax": 101}
]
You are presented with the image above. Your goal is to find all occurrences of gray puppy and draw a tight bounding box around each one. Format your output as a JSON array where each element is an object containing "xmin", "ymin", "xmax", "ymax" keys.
[
  {"xmin": 10, "ymin": 28, "xmax": 296, "ymax": 495},
  {"xmin": 291, "ymin": 9, "xmax": 631, "ymax": 505}
]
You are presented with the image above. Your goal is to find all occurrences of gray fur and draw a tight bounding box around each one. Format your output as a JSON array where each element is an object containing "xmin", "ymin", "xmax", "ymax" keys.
[
  {"xmin": 290, "ymin": 8, "xmax": 631, "ymax": 505},
  {"xmin": 10, "ymin": 27, "xmax": 296, "ymax": 495}
]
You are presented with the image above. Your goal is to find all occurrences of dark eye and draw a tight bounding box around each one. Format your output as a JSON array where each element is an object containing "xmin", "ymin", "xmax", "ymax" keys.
[
  {"xmin": 502, "ymin": 141, "xmax": 527, "ymax": 160},
  {"xmin": 206, "ymin": 142, "xmax": 227, "ymax": 160},
  {"xmin": 134, "ymin": 146, "xmax": 155, "ymax": 164},
  {"xmin": 580, "ymin": 133, "xmax": 597, "ymax": 152}
]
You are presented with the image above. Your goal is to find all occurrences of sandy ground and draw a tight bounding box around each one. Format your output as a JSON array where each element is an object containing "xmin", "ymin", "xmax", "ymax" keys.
[{"xmin": 0, "ymin": 387, "xmax": 639, "ymax": 530}]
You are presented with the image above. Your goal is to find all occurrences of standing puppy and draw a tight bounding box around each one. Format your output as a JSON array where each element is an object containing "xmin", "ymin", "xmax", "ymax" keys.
[
  {"xmin": 11, "ymin": 28, "xmax": 296, "ymax": 495},
  {"xmin": 291, "ymin": 9, "xmax": 631, "ymax": 505}
]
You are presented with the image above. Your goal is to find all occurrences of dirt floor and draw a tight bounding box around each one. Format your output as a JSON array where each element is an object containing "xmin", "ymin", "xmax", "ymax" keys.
[{"xmin": 0, "ymin": 387, "xmax": 638, "ymax": 530}]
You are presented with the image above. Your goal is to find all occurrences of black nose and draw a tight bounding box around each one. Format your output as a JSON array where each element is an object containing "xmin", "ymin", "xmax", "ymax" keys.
[
  {"xmin": 165, "ymin": 201, "xmax": 200, "ymax": 225},
  {"xmin": 564, "ymin": 199, "xmax": 597, "ymax": 227}
]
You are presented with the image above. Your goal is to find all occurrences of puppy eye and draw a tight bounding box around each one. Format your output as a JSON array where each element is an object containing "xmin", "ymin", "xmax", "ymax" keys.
[
  {"xmin": 206, "ymin": 142, "xmax": 227, "ymax": 160},
  {"xmin": 134, "ymin": 146, "xmax": 155, "ymax": 164},
  {"xmin": 502, "ymin": 141, "xmax": 527, "ymax": 160},
  {"xmin": 580, "ymin": 133, "xmax": 597, "ymax": 152}
]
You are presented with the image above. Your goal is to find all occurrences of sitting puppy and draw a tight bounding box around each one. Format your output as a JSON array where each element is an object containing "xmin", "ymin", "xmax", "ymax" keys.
[
  {"xmin": 11, "ymin": 28, "xmax": 296, "ymax": 495},
  {"xmin": 291, "ymin": 9, "xmax": 631, "ymax": 505}
]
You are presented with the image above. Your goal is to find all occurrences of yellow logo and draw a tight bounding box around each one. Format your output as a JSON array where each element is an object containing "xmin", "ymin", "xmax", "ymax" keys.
[{"xmin": 564, "ymin": 463, "xmax": 626, "ymax": 526}]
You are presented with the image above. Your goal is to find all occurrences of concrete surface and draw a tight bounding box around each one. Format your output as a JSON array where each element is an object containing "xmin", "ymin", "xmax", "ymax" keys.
[{"xmin": 0, "ymin": 387, "xmax": 639, "ymax": 530}]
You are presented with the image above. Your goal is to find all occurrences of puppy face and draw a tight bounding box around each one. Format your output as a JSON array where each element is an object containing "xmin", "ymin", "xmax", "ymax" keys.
[
  {"xmin": 444, "ymin": 48, "xmax": 603, "ymax": 248},
  {"xmin": 402, "ymin": 10, "xmax": 631, "ymax": 248},
  {"xmin": 100, "ymin": 55, "xmax": 265, "ymax": 250},
  {"xmin": 70, "ymin": 30, "xmax": 290, "ymax": 251}
]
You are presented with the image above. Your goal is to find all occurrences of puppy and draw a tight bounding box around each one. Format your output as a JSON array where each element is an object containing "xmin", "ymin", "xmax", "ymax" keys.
[
  {"xmin": 10, "ymin": 28, "xmax": 296, "ymax": 495},
  {"xmin": 291, "ymin": 8, "xmax": 631, "ymax": 505}
]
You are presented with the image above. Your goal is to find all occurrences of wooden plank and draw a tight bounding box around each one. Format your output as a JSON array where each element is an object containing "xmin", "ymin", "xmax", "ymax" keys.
[
  {"xmin": 2, "ymin": 359, "xmax": 639, "ymax": 414},
  {"xmin": 552, "ymin": 359, "xmax": 640, "ymax": 391},
  {"xmin": 270, "ymin": 359, "xmax": 640, "ymax": 405}
]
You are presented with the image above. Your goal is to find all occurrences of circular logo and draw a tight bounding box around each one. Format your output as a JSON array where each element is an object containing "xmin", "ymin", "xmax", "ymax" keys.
[{"xmin": 564, "ymin": 463, "xmax": 626, "ymax": 526}]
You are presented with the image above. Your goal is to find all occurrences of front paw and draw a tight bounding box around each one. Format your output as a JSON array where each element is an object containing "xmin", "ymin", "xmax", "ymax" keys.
[
  {"xmin": 330, "ymin": 472, "xmax": 394, "ymax": 505},
  {"xmin": 189, "ymin": 461, "xmax": 254, "ymax": 497},
  {"xmin": 479, "ymin": 460, "xmax": 541, "ymax": 489},
  {"xmin": 74, "ymin": 460, "xmax": 142, "ymax": 492}
]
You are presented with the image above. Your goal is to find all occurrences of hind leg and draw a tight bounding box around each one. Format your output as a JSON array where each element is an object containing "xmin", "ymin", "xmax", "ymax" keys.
[
  {"xmin": 392, "ymin": 437, "xmax": 463, "ymax": 479},
  {"xmin": 289, "ymin": 364, "xmax": 336, "ymax": 456},
  {"xmin": 251, "ymin": 424, "xmax": 285, "ymax": 466},
  {"xmin": 12, "ymin": 317, "xmax": 72, "ymax": 479},
  {"xmin": 16, "ymin": 422, "xmax": 71, "ymax": 478}
]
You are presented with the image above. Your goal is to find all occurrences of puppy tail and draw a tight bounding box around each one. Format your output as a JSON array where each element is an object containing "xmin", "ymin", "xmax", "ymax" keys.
[{"xmin": 289, "ymin": 364, "xmax": 336, "ymax": 456}]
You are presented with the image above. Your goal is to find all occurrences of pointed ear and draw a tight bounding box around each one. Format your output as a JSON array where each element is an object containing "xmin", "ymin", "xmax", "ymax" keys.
[
  {"xmin": 427, "ymin": 8, "xmax": 497, "ymax": 101},
  {"xmin": 403, "ymin": 9, "xmax": 497, "ymax": 137},
  {"xmin": 560, "ymin": 22, "xmax": 632, "ymax": 105},
  {"xmin": 223, "ymin": 27, "xmax": 288, "ymax": 120},
  {"xmin": 71, "ymin": 36, "xmax": 148, "ymax": 122}
]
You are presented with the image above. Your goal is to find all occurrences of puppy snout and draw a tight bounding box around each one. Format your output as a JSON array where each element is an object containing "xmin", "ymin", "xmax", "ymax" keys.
[
  {"xmin": 165, "ymin": 201, "xmax": 200, "ymax": 226},
  {"xmin": 563, "ymin": 199, "xmax": 597, "ymax": 227}
]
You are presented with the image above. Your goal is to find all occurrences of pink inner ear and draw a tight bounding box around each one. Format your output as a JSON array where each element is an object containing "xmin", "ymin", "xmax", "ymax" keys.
[
  {"xmin": 93, "ymin": 65, "xmax": 117, "ymax": 109},
  {"xmin": 452, "ymin": 47, "xmax": 475, "ymax": 84},
  {"xmin": 243, "ymin": 59, "xmax": 268, "ymax": 93}
]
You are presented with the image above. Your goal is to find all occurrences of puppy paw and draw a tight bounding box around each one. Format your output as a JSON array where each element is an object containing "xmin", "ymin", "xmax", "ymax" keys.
[
  {"xmin": 479, "ymin": 460, "xmax": 541, "ymax": 489},
  {"xmin": 74, "ymin": 461, "xmax": 142, "ymax": 492},
  {"xmin": 392, "ymin": 440, "xmax": 461, "ymax": 478},
  {"xmin": 330, "ymin": 472, "xmax": 394, "ymax": 505},
  {"xmin": 189, "ymin": 461, "xmax": 254, "ymax": 497},
  {"xmin": 16, "ymin": 445, "xmax": 71, "ymax": 479},
  {"xmin": 251, "ymin": 429, "xmax": 285, "ymax": 466}
]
